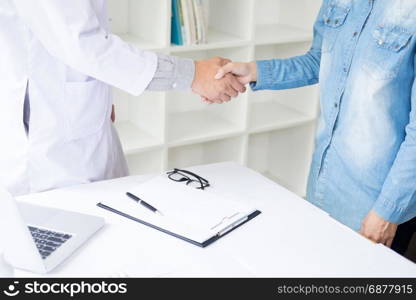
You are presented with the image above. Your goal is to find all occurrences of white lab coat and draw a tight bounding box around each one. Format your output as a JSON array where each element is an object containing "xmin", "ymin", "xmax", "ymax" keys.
[{"xmin": 0, "ymin": 0, "xmax": 158, "ymax": 195}]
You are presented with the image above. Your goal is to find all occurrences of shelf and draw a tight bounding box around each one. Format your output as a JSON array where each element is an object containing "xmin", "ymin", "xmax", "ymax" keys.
[
  {"xmin": 247, "ymin": 124, "xmax": 315, "ymax": 198},
  {"xmin": 168, "ymin": 136, "xmax": 244, "ymax": 170},
  {"xmin": 115, "ymin": 122, "xmax": 162, "ymax": 154},
  {"xmin": 119, "ymin": 34, "xmax": 166, "ymax": 51},
  {"xmin": 126, "ymin": 149, "xmax": 164, "ymax": 175},
  {"xmin": 262, "ymin": 172, "xmax": 306, "ymax": 198},
  {"xmin": 108, "ymin": 0, "xmax": 169, "ymax": 50},
  {"xmin": 255, "ymin": 24, "xmax": 312, "ymax": 45},
  {"xmin": 249, "ymin": 101, "xmax": 315, "ymax": 134},
  {"xmin": 167, "ymin": 111, "xmax": 243, "ymax": 146},
  {"xmin": 255, "ymin": 42, "xmax": 313, "ymax": 61},
  {"xmin": 170, "ymin": 28, "xmax": 250, "ymax": 52}
]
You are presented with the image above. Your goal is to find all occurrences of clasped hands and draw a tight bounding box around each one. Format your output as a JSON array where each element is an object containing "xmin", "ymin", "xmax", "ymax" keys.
[
  {"xmin": 112, "ymin": 58, "xmax": 254, "ymax": 122},
  {"xmin": 192, "ymin": 57, "xmax": 257, "ymax": 104}
]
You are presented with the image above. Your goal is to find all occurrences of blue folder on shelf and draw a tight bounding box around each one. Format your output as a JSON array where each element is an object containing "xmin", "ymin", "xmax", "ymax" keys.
[
  {"xmin": 171, "ymin": 0, "xmax": 183, "ymax": 45},
  {"xmin": 97, "ymin": 176, "xmax": 261, "ymax": 248}
]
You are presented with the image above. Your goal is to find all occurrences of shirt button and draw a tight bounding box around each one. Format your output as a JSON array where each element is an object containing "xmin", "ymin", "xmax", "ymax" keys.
[
  {"xmin": 353, "ymin": 32, "xmax": 358, "ymax": 37},
  {"xmin": 343, "ymin": 67, "xmax": 348, "ymax": 73},
  {"xmin": 334, "ymin": 103, "xmax": 338, "ymax": 108}
]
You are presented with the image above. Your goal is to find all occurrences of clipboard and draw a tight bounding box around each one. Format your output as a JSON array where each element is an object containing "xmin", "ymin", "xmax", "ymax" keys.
[
  {"xmin": 97, "ymin": 176, "xmax": 261, "ymax": 248},
  {"xmin": 97, "ymin": 202, "xmax": 261, "ymax": 248}
]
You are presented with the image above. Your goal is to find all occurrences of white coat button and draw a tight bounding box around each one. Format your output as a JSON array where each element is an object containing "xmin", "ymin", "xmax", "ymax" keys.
[{"xmin": 172, "ymin": 82, "xmax": 178, "ymax": 89}]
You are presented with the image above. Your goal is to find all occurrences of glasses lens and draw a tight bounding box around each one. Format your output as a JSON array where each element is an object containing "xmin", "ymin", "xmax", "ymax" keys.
[
  {"xmin": 169, "ymin": 172, "xmax": 189, "ymax": 182},
  {"xmin": 187, "ymin": 180, "xmax": 204, "ymax": 189}
]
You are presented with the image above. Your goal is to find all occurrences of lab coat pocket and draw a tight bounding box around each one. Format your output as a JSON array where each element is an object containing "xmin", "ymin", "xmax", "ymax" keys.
[
  {"xmin": 362, "ymin": 26, "xmax": 412, "ymax": 80},
  {"xmin": 64, "ymin": 80, "xmax": 111, "ymax": 141}
]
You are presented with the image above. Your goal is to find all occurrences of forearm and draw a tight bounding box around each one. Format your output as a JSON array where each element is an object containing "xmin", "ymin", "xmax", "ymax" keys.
[
  {"xmin": 146, "ymin": 53, "xmax": 195, "ymax": 91},
  {"xmin": 250, "ymin": 50, "xmax": 321, "ymax": 91},
  {"xmin": 372, "ymin": 135, "xmax": 416, "ymax": 224}
]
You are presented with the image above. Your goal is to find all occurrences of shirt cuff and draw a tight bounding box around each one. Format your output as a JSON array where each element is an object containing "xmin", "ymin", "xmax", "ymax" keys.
[
  {"xmin": 372, "ymin": 196, "xmax": 406, "ymax": 224},
  {"xmin": 250, "ymin": 60, "xmax": 276, "ymax": 91},
  {"xmin": 146, "ymin": 53, "xmax": 195, "ymax": 91}
]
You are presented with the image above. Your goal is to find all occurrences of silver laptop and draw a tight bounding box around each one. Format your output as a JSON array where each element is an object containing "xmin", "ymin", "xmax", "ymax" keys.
[{"xmin": 0, "ymin": 188, "xmax": 104, "ymax": 274}]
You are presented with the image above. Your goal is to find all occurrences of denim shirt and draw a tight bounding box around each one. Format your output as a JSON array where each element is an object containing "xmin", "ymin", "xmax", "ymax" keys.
[{"xmin": 251, "ymin": 0, "xmax": 416, "ymax": 231}]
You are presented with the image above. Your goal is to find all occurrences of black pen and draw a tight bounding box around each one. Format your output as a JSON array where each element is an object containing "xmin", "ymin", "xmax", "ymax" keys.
[{"xmin": 126, "ymin": 192, "xmax": 163, "ymax": 216}]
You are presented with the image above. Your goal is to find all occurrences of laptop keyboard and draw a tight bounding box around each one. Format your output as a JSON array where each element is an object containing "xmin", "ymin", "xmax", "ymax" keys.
[{"xmin": 28, "ymin": 226, "xmax": 72, "ymax": 260}]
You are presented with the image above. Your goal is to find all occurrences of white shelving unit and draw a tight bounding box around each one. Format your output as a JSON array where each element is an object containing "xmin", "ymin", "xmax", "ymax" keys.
[
  {"xmin": 247, "ymin": 123, "xmax": 316, "ymax": 197},
  {"xmin": 108, "ymin": 0, "xmax": 321, "ymax": 197}
]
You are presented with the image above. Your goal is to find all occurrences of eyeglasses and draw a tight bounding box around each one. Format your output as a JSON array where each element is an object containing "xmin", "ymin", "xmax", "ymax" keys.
[{"xmin": 167, "ymin": 168, "xmax": 210, "ymax": 190}]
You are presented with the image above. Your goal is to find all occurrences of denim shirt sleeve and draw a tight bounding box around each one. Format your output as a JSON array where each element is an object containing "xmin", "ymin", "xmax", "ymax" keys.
[
  {"xmin": 250, "ymin": 2, "xmax": 326, "ymax": 91},
  {"xmin": 373, "ymin": 59, "xmax": 416, "ymax": 224}
]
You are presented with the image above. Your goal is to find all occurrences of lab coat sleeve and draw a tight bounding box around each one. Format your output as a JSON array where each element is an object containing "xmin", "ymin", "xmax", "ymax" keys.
[
  {"xmin": 13, "ymin": 0, "xmax": 157, "ymax": 96},
  {"xmin": 372, "ymin": 58, "xmax": 416, "ymax": 225},
  {"xmin": 250, "ymin": 2, "xmax": 326, "ymax": 91},
  {"xmin": 147, "ymin": 53, "xmax": 195, "ymax": 91}
]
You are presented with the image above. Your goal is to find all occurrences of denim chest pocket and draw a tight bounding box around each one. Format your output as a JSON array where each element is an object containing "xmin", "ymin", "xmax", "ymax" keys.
[
  {"xmin": 362, "ymin": 26, "xmax": 412, "ymax": 80},
  {"xmin": 322, "ymin": 3, "xmax": 350, "ymax": 53}
]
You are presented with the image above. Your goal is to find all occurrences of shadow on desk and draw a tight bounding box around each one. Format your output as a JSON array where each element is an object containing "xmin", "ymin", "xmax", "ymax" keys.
[{"xmin": 406, "ymin": 234, "xmax": 416, "ymax": 263}]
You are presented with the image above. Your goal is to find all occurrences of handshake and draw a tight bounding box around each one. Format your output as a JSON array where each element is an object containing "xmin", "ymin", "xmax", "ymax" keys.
[{"xmin": 191, "ymin": 57, "xmax": 257, "ymax": 104}]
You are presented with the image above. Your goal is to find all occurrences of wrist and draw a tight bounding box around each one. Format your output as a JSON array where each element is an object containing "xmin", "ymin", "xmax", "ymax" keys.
[
  {"xmin": 175, "ymin": 57, "xmax": 195, "ymax": 90},
  {"xmin": 248, "ymin": 61, "xmax": 257, "ymax": 82},
  {"xmin": 191, "ymin": 60, "xmax": 200, "ymax": 92}
]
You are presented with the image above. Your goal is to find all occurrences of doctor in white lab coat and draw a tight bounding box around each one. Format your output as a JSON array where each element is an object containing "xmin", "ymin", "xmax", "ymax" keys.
[{"xmin": 0, "ymin": 0, "xmax": 245, "ymax": 195}]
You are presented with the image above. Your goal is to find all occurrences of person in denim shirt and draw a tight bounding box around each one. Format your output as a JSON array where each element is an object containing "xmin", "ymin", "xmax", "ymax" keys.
[{"xmin": 215, "ymin": 0, "xmax": 416, "ymax": 254}]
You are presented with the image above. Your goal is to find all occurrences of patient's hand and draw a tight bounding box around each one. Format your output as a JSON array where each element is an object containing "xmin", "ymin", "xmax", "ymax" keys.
[
  {"xmin": 200, "ymin": 61, "xmax": 257, "ymax": 104},
  {"xmin": 215, "ymin": 62, "xmax": 257, "ymax": 85},
  {"xmin": 192, "ymin": 57, "xmax": 247, "ymax": 104}
]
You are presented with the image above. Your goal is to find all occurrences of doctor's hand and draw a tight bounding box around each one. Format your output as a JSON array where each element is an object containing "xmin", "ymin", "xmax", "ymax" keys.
[
  {"xmin": 359, "ymin": 210, "xmax": 398, "ymax": 247},
  {"xmin": 192, "ymin": 57, "xmax": 246, "ymax": 104},
  {"xmin": 214, "ymin": 61, "xmax": 257, "ymax": 85}
]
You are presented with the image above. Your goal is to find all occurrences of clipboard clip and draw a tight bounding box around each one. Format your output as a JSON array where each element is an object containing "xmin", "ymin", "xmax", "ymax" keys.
[
  {"xmin": 217, "ymin": 216, "xmax": 249, "ymax": 237},
  {"xmin": 210, "ymin": 212, "xmax": 240, "ymax": 231}
]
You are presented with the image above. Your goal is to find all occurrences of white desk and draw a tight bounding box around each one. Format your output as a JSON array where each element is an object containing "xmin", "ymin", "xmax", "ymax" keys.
[{"xmin": 14, "ymin": 162, "xmax": 416, "ymax": 277}]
